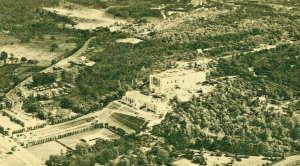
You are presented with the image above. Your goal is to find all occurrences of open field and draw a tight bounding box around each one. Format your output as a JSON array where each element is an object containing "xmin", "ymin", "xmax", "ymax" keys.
[
  {"xmin": 0, "ymin": 34, "xmax": 78, "ymax": 66},
  {"xmin": 57, "ymin": 128, "xmax": 119, "ymax": 149},
  {"xmin": 0, "ymin": 44, "xmax": 59, "ymax": 66},
  {"xmin": 173, "ymin": 159, "xmax": 198, "ymax": 166},
  {"xmin": 233, "ymin": 156, "xmax": 271, "ymax": 166},
  {"xmin": 0, "ymin": 135, "xmax": 44, "ymax": 166},
  {"xmin": 0, "ymin": 33, "xmax": 20, "ymax": 45},
  {"xmin": 27, "ymin": 141, "xmax": 67, "ymax": 162},
  {"xmin": 43, "ymin": 6, "xmax": 127, "ymax": 30},
  {"xmin": 273, "ymin": 155, "xmax": 300, "ymax": 166}
]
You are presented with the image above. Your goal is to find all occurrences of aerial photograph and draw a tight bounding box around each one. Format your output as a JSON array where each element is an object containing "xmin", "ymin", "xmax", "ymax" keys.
[{"xmin": 0, "ymin": 0, "xmax": 299, "ymax": 165}]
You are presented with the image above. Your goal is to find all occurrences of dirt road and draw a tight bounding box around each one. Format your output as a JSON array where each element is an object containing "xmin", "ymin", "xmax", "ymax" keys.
[{"xmin": 272, "ymin": 155, "xmax": 300, "ymax": 166}]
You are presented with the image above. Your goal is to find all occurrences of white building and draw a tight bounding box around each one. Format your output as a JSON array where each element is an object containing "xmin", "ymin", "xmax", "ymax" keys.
[
  {"xmin": 121, "ymin": 91, "xmax": 167, "ymax": 113},
  {"xmin": 149, "ymin": 69, "xmax": 206, "ymax": 94}
]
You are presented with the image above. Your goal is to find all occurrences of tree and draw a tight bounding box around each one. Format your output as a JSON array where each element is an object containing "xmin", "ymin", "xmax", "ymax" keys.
[
  {"xmin": 0, "ymin": 51, "xmax": 8, "ymax": 63},
  {"xmin": 75, "ymin": 143, "xmax": 89, "ymax": 155},
  {"xmin": 192, "ymin": 155, "xmax": 207, "ymax": 165},
  {"xmin": 50, "ymin": 43, "xmax": 59, "ymax": 52},
  {"xmin": 8, "ymin": 53, "xmax": 15, "ymax": 63},
  {"xmin": 32, "ymin": 73, "xmax": 55, "ymax": 86},
  {"xmin": 21, "ymin": 57, "xmax": 27, "ymax": 63},
  {"xmin": 60, "ymin": 98, "xmax": 75, "ymax": 109},
  {"xmin": 96, "ymin": 149, "xmax": 117, "ymax": 165},
  {"xmin": 24, "ymin": 102, "xmax": 41, "ymax": 113},
  {"xmin": 45, "ymin": 155, "xmax": 64, "ymax": 166}
]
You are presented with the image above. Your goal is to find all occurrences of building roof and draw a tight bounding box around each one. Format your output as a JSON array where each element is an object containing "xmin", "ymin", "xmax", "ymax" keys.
[
  {"xmin": 125, "ymin": 91, "xmax": 161, "ymax": 103},
  {"xmin": 125, "ymin": 91, "xmax": 151, "ymax": 101},
  {"xmin": 150, "ymin": 69, "xmax": 196, "ymax": 78}
]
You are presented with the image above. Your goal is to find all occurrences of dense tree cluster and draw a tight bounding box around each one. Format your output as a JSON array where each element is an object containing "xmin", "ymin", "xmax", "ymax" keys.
[
  {"xmin": 46, "ymin": 134, "xmax": 175, "ymax": 166},
  {"xmin": 32, "ymin": 72, "xmax": 56, "ymax": 86},
  {"xmin": 153, "ymin": 77, "xmax": 300, "ymax": 157},
  {"xmin": 107, "ymin": 6, "xmax": 161, "ymax": 19},
  {"xmin": 211, "ymin": 44, "xmax": 300, "ymax": 98}
]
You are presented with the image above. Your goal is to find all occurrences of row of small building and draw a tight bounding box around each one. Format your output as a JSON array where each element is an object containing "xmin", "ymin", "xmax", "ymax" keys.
[{"xmin": 0, "ymin": 110, "xmax": 46, "ymax": 136}]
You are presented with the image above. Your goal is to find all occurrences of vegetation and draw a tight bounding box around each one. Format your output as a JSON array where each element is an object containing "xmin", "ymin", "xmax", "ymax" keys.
[
  {"xmin": 0, "ymin": 64, "xmax": 44, "ymax": 93},
  {"xmin": 32, "ymin": 72, "xmax": 56, "ymax": 86},
  {"xmin": 107, "ymin": 6, "xmax": 161, "ymax": 19},
  {"xmin": 46, "ymin": 134, "xmax": 174, "ymax": 166},
  {"xmin": 1, "ymin": 0, "xmax": 299, "ymax": 165},
  {"xmin": 211, "ymin": 44, "xmax": 300, "ymax": 99},
  {"xmin": 67, "ymin": 0, "xmax": 195, "ymax": 19}
]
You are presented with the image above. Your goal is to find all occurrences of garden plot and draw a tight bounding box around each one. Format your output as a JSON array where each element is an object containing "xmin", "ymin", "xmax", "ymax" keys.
[{"xmin": 43, "ymin": 6, "xmax": 127, "ymax": 30}]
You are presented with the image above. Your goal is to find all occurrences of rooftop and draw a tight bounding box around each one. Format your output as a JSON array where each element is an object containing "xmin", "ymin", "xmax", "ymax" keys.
[
  {"xmin": 151, "ymin": 69, "xmax": 197, "ymax": 78},
  {"xmin": 125, "ymin": 91, "xmax": 151, "ymax": 101}
]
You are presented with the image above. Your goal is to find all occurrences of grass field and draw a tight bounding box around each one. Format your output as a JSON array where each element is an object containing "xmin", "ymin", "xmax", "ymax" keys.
[
  {"xmin": 43, "ymin": 5, "xmax": 126, "ymax": 30},
  {"xmin": 0, "ymin": 34, "xmax": 78, "ymax": 66}
]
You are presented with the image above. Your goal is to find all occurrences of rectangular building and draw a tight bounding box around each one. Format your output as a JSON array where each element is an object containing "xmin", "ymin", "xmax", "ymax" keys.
[
  {"xmin": 149, "ymin": 69, "xmax": 206, "ymax": 93},
  {"xmin": 121, "ymin": 91, "xmax": 166, "ymax": 113}
]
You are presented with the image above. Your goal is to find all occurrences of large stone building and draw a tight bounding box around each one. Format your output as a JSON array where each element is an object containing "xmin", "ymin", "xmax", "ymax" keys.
[{"xmin": 149, "ymin": 69, "xmax": 206, "ymax": 94}]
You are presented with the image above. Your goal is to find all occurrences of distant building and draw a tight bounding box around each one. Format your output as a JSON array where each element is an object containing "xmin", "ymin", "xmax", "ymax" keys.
[
  {"xmin": 149, "ymin": 69, "xmax": 206, "ymax": 93},
  {"xmin": 191, "ymin": 0, "xmax": 207, "ymax": 7}
]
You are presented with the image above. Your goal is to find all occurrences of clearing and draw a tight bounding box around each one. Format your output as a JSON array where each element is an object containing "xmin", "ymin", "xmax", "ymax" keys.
[
  {"xmin": 0, "ymin": 44, "xmax": 58, "ymax": 66},
  {"xmin": 43, "ymin": 5, "xmax": 127, "ymax": 30},
  {"xmin": 27, "ymin": 141, "xmax": 67, "ymax": 162}
]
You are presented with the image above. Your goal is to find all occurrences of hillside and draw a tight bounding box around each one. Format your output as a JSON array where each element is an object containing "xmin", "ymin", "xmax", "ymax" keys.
[{"xmin": 0, "ymin": 0, "xmax": 299, "ymax": 166}]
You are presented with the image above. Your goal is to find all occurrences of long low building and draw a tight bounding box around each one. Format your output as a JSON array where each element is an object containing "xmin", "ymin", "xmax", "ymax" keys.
[
  {"xmin": 1, "ymin": 110, "xmax": 46, "ymax": 135},
  {"xmin": 121, "ymin": 91, "xmax": 168, "ymax": 113}
]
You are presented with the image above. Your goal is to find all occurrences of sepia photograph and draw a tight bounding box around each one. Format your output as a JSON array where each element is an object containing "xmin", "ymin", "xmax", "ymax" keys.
[{"xmin": 0, "ymin": 0, "xmax": 299, "ymax": 165}]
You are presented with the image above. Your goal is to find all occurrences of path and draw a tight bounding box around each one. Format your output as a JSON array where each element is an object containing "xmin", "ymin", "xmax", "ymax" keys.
[{"xmin": 272, "ymin": 155, "xmax": 300, "ymax": 166}]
